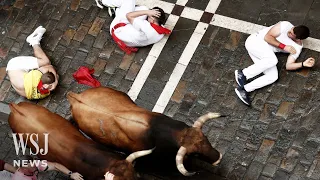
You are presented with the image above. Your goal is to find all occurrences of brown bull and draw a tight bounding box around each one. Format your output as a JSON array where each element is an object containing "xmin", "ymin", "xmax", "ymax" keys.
[
  {"xmin": 8, "ymin": 102, "xmax": 154, "ymax": 180},
  {"xmin": 67, "ymin": 87, "xmax": 223, "ymax": 176}
]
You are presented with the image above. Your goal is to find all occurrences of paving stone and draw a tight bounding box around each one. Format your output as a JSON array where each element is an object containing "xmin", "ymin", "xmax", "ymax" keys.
[
  {"xmin": 125, "ymin": 62, "xmax": 141, "ymax": 81},
  {"xmin": 171, "ymin": 81, "xmax": 187, "ymax": 103},
  {"xmin": 99, "ymin": 42, "xmax": 116, "ymax": 59},
  {"xmin": 81, "ymin": 6, "xmax": 100, "ymax": 27},
  {"xmin": 70, "ymin": 0, "xmax": 80, "ymax": 11},
  {"xmin": 57, "ymin": 57, "xmax": 72, "ymax": 75},
  {"xmin": 179, "ymin": 93, "xmax": 197, "ymax": 114},
  {"xmin": 79, "ymin": 0, "xmax": 92, "ymax": 10},
  {"xmin": 79, "ymin": 34, "xmax": 95, "ymax": 52},
  {"xmin": 224, "ymin": 31, "xmax": 242, "ymax": 51},
  {"xmin": 70, "ymin": 50, "xmax": 87, "ymax": 70},
  {"xmin": 280, "ymin": 148, "xmax": 300, "ymax": 172},
  {"xmin": 88, "ymin": 17, "xmax": 105, "ymax": 36},
  {"xmin": 0, "ymin": 67, "xmax": 6, "ymax": 83},
  {"xmin": 109, "ymin": 70, "xmax": 126, "ymax": 88},
  {"xmin": 93, "ymin": 30, "xmax": 108, "ymax": 49},
  {"xmin": 61, "ymin": 29, "xmax": 76, "ymax": 46},
  {"xmin": 273, "ymin": 169, "xmax": 290, "ymax": 180},
  {"xmin": 243, "ymin": 161, "xmax": 264, "ymax": 180},
  {"xmin": 254, "ymin": 139, "xmax": 275, "ymax": 164},
  {"xmin": 85, "ymin": 47, "xmax": 99, "ymax": 64},
  {"xmin": 51, "ymin": 2, "xmax": 67, "ymax": 20},
  {"xmin": 276, "ymin": 101, "xmax": 295, "ymax": 119},
  {"xmin": 97, "ymin": 72, "xmax": 111, "ymax": 87},
  {"xmin": 119, "ymin": 53, "xmax": 135, "ymax": 71},
  {"xmin": 8, "ymin": 22, "xmax": 23, "ymax": 39},
  {"xmin": 258, "ymin": 104, "xmax": 277, "ymax": 124},
  {"xmin": 13, "ymin": 0, "xmax": 24, "ymax": 9},
  {"xmin": 104, "ymin": 53, "xmax": 122, "ymax": 74},
  {"xmin": 262, "ymin": 163, "xmax": 278, "ymax": 177},
  {"xmin": 0, "ymin": 80, "xmax": 11, "ymax": 101},
  {"xmin": 73, "ymin": 25, "xmax": 89, "ymax": 42},
  {"xmin": 93, "ymin": 58, "xmax": 107, "ymax": 77},
  {"xmin": 285, "ymin": 75, "xmax": 307, "ymax": 99},
  {"xmin": 46, "ymin": 30, "xmax": 63, "ymax": 51},
  {"xmin": 138, "ymin": 79, "xmax": 165, "ymax": 105}
]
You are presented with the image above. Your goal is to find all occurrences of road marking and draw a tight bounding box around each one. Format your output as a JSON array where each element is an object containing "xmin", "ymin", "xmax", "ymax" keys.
[{"xmin": 128, "ymin": 15, "xmax": 179, "ymax": 101}]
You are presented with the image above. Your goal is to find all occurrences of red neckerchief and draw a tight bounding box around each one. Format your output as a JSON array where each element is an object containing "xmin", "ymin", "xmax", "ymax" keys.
[
  {"xmin": 37, "ymin": 80, "xmax": 49, "ymax": 94},
  {"xmin": 111, "ymin": 23, "xmax": 138, "ymax": 54},
  {"xmin": 150, "ymin": 23, "xmax": 171, "ymax": 34}
]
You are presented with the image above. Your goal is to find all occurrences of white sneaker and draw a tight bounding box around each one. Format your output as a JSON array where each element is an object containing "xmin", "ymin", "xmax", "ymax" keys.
[
  {"xmin": 95, "ymin": 0, "xmax": 103, "ymax": 8},
  {"xmin": 26, "ymin": 26, "xmax": 46, "ymax": 46}
]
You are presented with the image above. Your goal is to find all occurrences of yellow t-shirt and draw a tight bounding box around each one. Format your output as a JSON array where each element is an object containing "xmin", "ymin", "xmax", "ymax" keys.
[{"xmin": 23, "ymin": 70, "xmax": 50, "ymax": 100}]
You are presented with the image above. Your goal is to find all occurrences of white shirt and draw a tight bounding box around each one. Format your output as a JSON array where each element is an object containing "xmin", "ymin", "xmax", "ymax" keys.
[
  {"xmin": 113, "ymin": 18, "xmax": 164, "ymax": 47},
  {"xmin": 257, "ymin": 21, "xmax": 303, "ymax": 60}
]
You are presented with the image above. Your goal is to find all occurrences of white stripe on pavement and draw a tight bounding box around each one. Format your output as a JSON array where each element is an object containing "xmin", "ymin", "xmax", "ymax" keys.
[
  {"xmin": 153, "ymin": 22, "xmax": 208, "ymax": 113},
  {"xmin": 128, "ymin": 15, "xmax": 179, "ymax": 101}
]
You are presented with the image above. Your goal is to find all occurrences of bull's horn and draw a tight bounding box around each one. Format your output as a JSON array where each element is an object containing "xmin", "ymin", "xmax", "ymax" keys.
[
  {"xmin": 176, "ymin": 146, "xmax": 195, "ymax": 176},
  {"xmin": 126, "ymin": 147, "xmax": 155, "ymax": 163},
  {"xmin": 193, "ymin": 112, "xmax": 223, "ymax": 129}
]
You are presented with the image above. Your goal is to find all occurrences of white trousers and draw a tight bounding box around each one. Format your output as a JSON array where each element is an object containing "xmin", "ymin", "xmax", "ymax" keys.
[
  {"xmin": 101, "ymin": 0, "xmax": 148, "ymax": 33},
  {"xmin": 6, "ymin": 56, "xmax": 39, "ymax": 71},
  {"xmin": 243, "ymin": 34, "xmax": 279, "ymax": 92}
]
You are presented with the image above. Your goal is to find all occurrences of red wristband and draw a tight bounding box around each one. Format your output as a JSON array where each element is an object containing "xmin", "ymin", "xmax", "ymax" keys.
[{"xmin": 278, "ymin": 43, "xmax": 286, "ymax": 49}]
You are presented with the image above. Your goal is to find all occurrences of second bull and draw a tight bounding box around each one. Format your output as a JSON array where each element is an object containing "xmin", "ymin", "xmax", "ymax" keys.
[{"xmin": 67, "ymin": 87, "xmax": 223, "ymax": 176}]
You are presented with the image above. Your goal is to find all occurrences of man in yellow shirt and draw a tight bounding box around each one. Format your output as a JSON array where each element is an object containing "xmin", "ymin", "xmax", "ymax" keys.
[{"xmin": 6, "ymin": 26, "xmax": 59, "ymax": 100}]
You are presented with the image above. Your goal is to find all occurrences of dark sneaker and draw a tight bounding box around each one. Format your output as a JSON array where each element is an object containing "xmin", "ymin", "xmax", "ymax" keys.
[
  {"xmin": 235, "ymin": 70, "xmax": 247, "ymax": 88},
  {"xmin": 235, "ymin": 87, "xmax": 251, "ymax": 106},
  {"xmin": 108, "ymin": 7, "xmax": 116, "ymax": 18}
]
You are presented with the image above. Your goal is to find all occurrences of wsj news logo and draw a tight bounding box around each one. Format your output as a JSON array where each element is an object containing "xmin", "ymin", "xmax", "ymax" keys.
[{"xmin": 12, "ymin": 133, "xmax": 49, "ymax": 167}]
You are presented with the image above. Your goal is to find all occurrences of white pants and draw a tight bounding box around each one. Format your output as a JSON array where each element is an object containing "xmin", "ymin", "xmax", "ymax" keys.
[
  {"xmin": 101, "ymin": 0, "xmax": 148, "ymax": 33},
  {"xmin": 243, "ymin": 34, "xmax": 279, "ymax": 92},
  {"xmin": 6, "ymin": 56, "xmax": 39, "ymax": 71}
]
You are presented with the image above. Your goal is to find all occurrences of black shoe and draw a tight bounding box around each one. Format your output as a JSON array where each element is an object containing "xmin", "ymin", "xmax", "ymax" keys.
[
  {"xmin": 235, "ymin": 70, "xmax": 247, "ymax": 88},
  {"xmin": 108, "ymin": 7, "xmax": 116, "ymax": 18},
  {"xmin": 235, "ymin": 87, "xmax": 251, "ymax": 106}
]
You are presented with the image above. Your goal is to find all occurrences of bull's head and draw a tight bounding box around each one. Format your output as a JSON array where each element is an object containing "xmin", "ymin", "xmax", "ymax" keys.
[
  {"xmin": 176, "ymin": 113, "xmax": 223, "ymax": 176},
  {"xmin": 106, "ymin": 148, "xmax": 154, "ymax": 180}
]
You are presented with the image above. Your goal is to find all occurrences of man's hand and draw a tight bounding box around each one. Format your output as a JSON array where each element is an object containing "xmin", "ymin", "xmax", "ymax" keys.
[
  {"xmin": 284, "ymin": 45, "xmax": 296, "ymax": 54},
  {"xmin": 104, "ymin": 172, "xmax": 115, "ymax": 180},
  {"xmin": 147, "ymin": 9, "xmax": 161, "ymax": 18},
  {"xmin": 303, "ymin": 57, "xmax": 315, "ymax": 67},
  {"xmin": 70, "ymin": 172, "xmax": 84, "ymax": 180}
]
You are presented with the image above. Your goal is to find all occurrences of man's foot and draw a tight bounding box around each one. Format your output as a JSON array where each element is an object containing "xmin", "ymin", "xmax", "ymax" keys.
[
  {"xmin": 235, "ymin": 87, "xmax": 251, "ymax": 106},
  {"xmin": 107, "ymin": 7, "xmax": 116, "ymax": 18},
  {"xmin": 235, "ymin": 69, "xmax": 247, "ymax": 88},
  {"xmin": 26, "ymin": 26, "xmax": 46, "ymax": 46}
]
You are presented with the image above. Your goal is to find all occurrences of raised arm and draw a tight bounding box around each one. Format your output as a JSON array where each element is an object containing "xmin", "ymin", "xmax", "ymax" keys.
[
  {"xmin": 126, "ymin": 9, "xmax": 160, "ymax": 24},
  {"xmin": 46, "ymin": 162, "xmax": 84, "ymax": 180},
  {"xmin": 264, "ymin": 22, "xmax": 296, "ymax": 54},
  {"xmin": 38, "ymin": 65, "xmax": 59, "ymax": 90}
]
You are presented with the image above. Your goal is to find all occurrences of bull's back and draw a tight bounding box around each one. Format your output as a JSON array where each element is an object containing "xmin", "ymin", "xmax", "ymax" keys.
[
  {"xmin": 8, "ymin": 102, "xmax": 113, "ymax": 179},
  {"xmin": 68, "ymin": 87, "xmax": 155, "ymax": 151}
]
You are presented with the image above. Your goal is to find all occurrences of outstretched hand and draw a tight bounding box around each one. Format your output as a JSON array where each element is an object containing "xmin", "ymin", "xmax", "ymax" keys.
[
  {"xmin": 70, "ymin": 172, "xmax": 84, "ymax": 180},
  {"xmin": 303, "ymin": 57, "xmax": 316, "ymax": 67}
]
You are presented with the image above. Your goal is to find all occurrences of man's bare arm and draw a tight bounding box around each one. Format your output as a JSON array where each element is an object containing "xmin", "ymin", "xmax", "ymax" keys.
[
  {"xmin": 286, "ymin": 56, "xmax": 315, "ymax": 70},
  {"xmin": 126, "ymin": 9, "xmax": 160, "ymax": 24},
  {"xmin": 264, "ymin": 22, "xmax": 296, "ymax": 54}
]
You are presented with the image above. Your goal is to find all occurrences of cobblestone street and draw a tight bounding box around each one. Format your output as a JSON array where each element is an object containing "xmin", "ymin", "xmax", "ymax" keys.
[{"xmin": 1, "ymin": 0, "xmax": 320, "ymax": 179}]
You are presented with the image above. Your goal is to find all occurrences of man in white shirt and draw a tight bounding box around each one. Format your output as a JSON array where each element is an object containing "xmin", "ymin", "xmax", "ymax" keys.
[
  {"xmin": 235, "ymin": 21, "xmax": 315, "ymax": 106},
  {"xmin": 95, "ymin": 0, "xmax": 171, "ymax": 54}
]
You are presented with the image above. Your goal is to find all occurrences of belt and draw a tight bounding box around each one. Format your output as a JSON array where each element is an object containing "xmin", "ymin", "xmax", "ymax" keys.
[{"xmin": 112, "ymin": 23, "xmax": 138, "ymax": 54}]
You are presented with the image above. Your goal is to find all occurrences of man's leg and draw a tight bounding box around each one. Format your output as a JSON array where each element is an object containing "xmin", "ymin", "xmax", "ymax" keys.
[
  {"xmin": 244, "ymin": 66, "xmax": 278, "ymax": 92},
  {"xmin": 26, "ymin": 26, "xmax": 50, "ymax": 67}
]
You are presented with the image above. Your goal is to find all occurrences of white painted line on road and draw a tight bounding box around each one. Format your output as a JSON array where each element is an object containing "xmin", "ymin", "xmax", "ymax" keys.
[
  {"xmin": 181, "ymin": 7, "xmax": 204, "ymax": 21},
  {"xmin": 205, "ymin": 0, "xmax": 221, "ymax": 13},
  {"xmin": 176, "ymin": 0, "xmax": 188, "ymax": 6},
  {"xmin": 153, "ymin": 22, "xmax": 208, "ymax": 113},
  {"xmin": 128, "ymin": 15, "xmax": 179, "ymax": 101}
]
